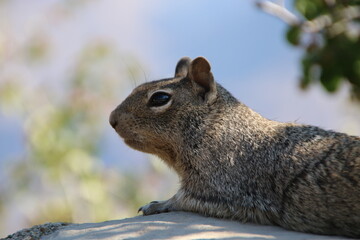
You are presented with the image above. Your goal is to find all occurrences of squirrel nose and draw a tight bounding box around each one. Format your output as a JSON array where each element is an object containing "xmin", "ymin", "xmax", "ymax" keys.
[
  {"xmin": 110, "ymin": 118, "xmax": 118, "ymax": 129},
  {"xmin": 109, "ymin": 111, "xmax": 118, "ymax": 129}
]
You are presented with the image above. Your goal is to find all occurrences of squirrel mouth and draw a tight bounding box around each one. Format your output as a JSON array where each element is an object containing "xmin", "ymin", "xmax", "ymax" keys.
[
  {"xmin": 116, "ymin": 129, "xmax": 144, "ymax": 146},
  {"xmin": 124, "ymin": 138, "xmax": 138, "ymax": 146},
  {"xmin": 115, "ymin": 127, "xmax": 136, "ymax": 140},
  {"xmin": 124, "ymin": 138, "xmax": 140, "ymax": 145},
  {"xmin": 123, "ymin": 138, "xmax": 149, "ymax": 152}
]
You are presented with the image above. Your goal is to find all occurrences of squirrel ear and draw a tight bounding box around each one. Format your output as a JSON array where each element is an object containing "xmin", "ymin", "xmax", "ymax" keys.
[
  {"xmin": 175, "ymin": 57, "xmax": 191, "ymax": 78},
  {"xmin": 189, "ymin": 57, "xmax": 217, "ymax": 104}
]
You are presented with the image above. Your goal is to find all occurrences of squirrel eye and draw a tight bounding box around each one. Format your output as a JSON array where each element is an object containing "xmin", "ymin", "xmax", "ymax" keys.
[{"xmin": 148, "ymin": 92, "xmax": 171, "ymax": 107}]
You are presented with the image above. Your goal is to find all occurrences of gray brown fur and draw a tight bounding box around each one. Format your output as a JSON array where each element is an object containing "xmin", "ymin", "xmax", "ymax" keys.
[{"xmin": 109, "ymin": 57, "xmax": 360, "ymax": 238}]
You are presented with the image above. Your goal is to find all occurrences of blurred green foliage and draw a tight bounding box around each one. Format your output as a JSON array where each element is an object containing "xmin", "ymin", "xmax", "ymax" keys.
[
  {"xmin": 285, "ymin": 0, "xmax": 360, "ymax": 100},
  {"xmin": 0, "ymin": 42, "xmax": 145, "ymax": 228}
]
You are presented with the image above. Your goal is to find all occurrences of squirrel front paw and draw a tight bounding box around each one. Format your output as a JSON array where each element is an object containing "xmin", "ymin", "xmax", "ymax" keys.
[{"xmin": 138, "ymin": 200, "xmax": 173, "ymax": 215}]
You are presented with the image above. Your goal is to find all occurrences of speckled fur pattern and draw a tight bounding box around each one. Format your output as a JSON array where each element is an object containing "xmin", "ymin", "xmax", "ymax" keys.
[{"xmin": 109, "ymin": 57, "xmax": 360, "ymax": 238}]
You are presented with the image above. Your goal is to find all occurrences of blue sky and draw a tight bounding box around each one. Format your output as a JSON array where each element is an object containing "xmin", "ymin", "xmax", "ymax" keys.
[{"xmin": 148, "ymin": 1, "xmax": 291, "ymax": 75}]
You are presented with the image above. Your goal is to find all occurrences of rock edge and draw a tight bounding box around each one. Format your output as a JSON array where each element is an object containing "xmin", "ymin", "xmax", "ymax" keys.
[{"xmin": 4, "ymin": 212, "xmax": 351, "ymax": 240}]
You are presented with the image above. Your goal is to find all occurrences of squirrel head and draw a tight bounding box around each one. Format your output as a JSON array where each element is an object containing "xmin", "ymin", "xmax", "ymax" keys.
[{"xmin": 109, "ymin": 57, "xmax": 232, "ymax": 169}]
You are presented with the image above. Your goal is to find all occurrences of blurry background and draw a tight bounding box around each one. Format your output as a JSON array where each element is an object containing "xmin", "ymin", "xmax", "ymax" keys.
[{"xmin": 0, "ymin": 0, "xmax": 359, "ymax": 237}]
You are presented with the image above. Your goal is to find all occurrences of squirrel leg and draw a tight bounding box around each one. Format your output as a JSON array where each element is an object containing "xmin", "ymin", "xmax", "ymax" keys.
[
  {"xmin": 138, "ymin": 191, "xmax": 186, "ymax": 215},
  {"xmin": 138, "ymin": 200, "xmax": 174, "ymax": 215}
]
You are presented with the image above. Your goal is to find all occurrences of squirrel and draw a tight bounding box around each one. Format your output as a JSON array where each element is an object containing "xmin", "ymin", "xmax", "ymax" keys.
[{"xmin": 109, "ymin": 56, "xmax": 360, "ymax": 238}]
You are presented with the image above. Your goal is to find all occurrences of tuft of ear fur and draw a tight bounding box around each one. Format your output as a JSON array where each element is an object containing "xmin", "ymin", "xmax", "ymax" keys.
[
  {"xmin": 175, "ymin": 57, "xmax": 192, "ymax": 78},
  {"xmin": 189, "ymin": 57, "xmax": 217, "ymax": 104}
]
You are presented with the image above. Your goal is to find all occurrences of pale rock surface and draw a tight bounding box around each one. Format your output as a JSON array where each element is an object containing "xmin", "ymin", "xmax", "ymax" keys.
[{"xmin": 5, "ymin": 212, "xmax": 350, "ymax": 240}]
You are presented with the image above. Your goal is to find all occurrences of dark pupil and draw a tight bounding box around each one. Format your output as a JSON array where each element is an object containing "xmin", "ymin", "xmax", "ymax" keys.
[{"xmin": 149, "ymin": 92, "xmax": 171, "ymax": 107}]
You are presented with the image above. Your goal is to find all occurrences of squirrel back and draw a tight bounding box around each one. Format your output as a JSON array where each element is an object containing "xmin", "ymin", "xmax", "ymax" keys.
[{"xmin": 110, "ymin": 57, "xmax": 360, "ymax": 238}]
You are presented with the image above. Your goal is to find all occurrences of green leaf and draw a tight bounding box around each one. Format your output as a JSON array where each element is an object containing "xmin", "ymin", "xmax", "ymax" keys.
[
  {"xmin": 300, "ymin": 56, "xmax": 312, "ymax": 89},
  {"xmin": 320, "ymin": 68, "xmax": 342, "ymax": 92},
  {"xmin": 286, "ymin": 26, "xmax": 302, "ymax": 46},
  {"xmin": 295, "ymin": 0, "xmax": 329, "ymax": 20}
]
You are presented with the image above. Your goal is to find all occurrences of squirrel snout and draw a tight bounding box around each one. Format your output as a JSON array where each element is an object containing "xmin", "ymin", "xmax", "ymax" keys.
[{"xmin": 109, "ymin": 110, "xmax": 118, "ymax": 129}]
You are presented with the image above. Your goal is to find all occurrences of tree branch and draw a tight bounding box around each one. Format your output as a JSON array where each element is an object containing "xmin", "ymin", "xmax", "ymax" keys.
[
  {"xmin": 256, "ymin": 1, "xmax": 300, "ymax": 26},
  {"xmin": 257, "ymin": 1, "xmax": 360, "ymax": 35}
]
